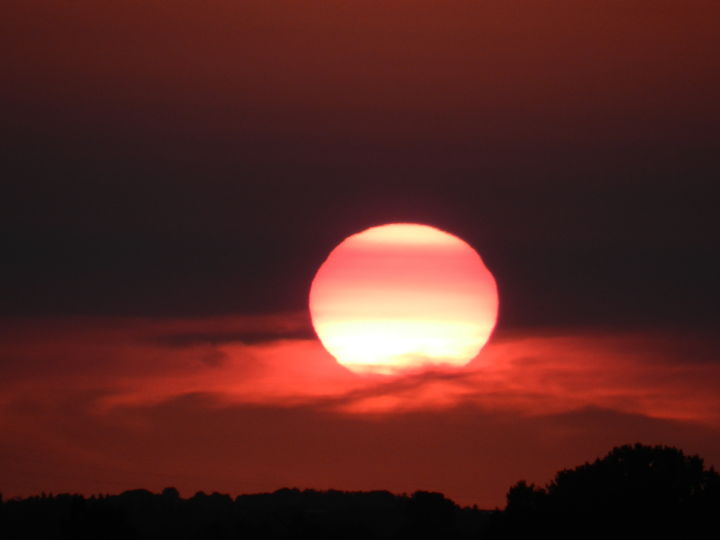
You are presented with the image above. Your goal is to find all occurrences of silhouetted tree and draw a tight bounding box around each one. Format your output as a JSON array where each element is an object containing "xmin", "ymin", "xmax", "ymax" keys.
[
  {"xmin": 500, "ymin": 443, "xmax": 720, "ymax": 538},
  {"xmin": 161, "ymin": 487, "xmax": 180, "ymax": 500},
  {"xmin": 400, "ymin": 490, "xmax": 458, "ymax": 539},
  {"xmin": 506, "ymin": 480, "xmax": 545, "ymax": 514},
  {"xmin": 1, "ymin": 444, "xmax": 718, "ymax": 539}
]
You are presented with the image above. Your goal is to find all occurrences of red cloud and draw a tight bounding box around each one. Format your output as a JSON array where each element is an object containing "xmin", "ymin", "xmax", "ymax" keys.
[{"xmin": 1, "ymin": 316, "xmax": 719, "ymax": 507}]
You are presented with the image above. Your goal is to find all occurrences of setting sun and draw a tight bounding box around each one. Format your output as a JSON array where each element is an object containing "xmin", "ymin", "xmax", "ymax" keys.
[{"xmin": 309, "ymin": 223, "xmax": 499, "ymax": 375}]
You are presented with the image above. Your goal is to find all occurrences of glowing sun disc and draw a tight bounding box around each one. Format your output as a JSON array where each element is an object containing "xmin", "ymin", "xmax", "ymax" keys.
[{"xmin": 309, "ymin": 223, "xmax": 499, "ymax": 375}]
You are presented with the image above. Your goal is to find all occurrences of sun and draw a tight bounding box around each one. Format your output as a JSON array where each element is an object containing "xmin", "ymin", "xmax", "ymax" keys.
[{"xmin": 309, "ymin": 223, "xmax": 499, "ymax": 375}]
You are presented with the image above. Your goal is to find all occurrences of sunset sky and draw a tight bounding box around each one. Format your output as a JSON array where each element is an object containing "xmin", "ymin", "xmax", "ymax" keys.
[{"xmin": 1, "ymin": 1, "xmax": 719, "ymax": 508}]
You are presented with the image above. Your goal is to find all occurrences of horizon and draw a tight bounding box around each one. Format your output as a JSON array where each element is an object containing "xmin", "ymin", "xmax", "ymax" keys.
[{"xmin": 2, "ymin": 0, "xmax": 719, "ymax": 510}]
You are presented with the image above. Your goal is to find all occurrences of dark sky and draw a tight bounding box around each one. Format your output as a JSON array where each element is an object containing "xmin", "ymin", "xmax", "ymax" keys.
[
  {"xmin": 3, "ymin": 0, "xmax": 718, "ymax": 329},
  {"xmin": 1, "ymin": 1, "xmax": 719, "ymax": 507}
]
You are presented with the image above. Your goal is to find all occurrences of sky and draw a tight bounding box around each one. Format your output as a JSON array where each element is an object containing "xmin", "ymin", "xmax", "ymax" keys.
[{"xmin": 1, "ymin": 1, "xmax": 719, "ymax": 508}]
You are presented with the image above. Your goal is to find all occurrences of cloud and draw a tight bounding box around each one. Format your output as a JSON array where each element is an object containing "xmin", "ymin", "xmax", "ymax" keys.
[
  {"xmin": 2, "ymin": 317, "xmax": 719, "ymax": 423},
  {"xmin": 1, "ymin": 316, "xmax": 719, "ymax": 506}
]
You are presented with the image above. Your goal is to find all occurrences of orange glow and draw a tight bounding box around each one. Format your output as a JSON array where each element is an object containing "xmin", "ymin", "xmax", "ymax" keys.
[{"xmin": 309, "ymin": 223, "xmax": 499, "ymax": 375}]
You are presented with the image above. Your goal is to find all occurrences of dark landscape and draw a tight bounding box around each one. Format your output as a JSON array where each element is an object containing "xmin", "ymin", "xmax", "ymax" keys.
[{"xmin": 3, "ymin": 444, "xmax": 719, "ymax": 539}]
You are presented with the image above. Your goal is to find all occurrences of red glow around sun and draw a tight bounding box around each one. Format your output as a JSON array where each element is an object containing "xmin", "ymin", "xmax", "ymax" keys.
[{"xmin": 309, "ymin": 223, "xmax": 499, "ymax": 375}]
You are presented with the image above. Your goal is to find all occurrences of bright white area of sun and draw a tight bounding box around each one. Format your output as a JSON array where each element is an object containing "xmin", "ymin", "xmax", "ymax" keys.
[{"xmin": 309, "ymin": 223, "xmax": 499, "ymax": 375}]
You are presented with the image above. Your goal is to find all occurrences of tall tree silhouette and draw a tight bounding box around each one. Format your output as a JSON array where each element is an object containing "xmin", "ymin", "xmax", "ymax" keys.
[{"xmin": 503, "ymin": 443, "xmax": 720, "ymax": 537}]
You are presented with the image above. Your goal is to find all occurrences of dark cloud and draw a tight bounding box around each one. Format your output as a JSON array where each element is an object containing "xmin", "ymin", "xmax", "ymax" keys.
[{"xmin": 149, "ymin": 329, "xmax": 316, "ymax": 348}]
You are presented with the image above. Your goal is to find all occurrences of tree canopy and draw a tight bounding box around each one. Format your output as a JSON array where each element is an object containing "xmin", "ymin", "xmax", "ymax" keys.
[{"xmin": 503, "ymin": 443, "xmax": 720, "ymax": 537}]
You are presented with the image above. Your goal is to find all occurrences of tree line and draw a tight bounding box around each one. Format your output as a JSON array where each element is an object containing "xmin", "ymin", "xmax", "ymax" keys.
[{"xmin": 1, "ymin": 443, "xmax": 718, "ymax": 539}]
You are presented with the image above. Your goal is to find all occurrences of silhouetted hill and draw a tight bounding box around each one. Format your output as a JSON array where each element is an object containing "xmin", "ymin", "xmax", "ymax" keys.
[{"xmin": 1, "ymin": 444, "xmax": 718, "ymax": 539}]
